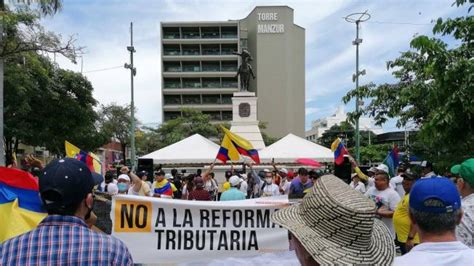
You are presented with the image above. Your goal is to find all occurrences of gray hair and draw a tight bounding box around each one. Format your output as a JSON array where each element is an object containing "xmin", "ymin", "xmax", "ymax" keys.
[{"xmin": 410, "ymin": 203, "xmax": 461, "ymax": 234}]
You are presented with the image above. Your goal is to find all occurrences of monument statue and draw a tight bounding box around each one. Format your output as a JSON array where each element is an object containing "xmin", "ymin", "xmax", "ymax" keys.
[{"xmin": 233, "ymin": 49, "xmax": 256, "ymax": 91}]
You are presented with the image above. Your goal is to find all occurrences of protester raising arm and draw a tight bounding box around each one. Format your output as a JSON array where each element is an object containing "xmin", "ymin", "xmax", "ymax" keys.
[
  {"xmin": 347, "ymin": 155, "xmax": 368, "ymax": 182},
  {"xmin": 202, "ymin": 162, "xmax": 215, "ymax": 182},
  {"xmin": 121, "ymin": 166, "xmax": 150, "ymax": 196}
]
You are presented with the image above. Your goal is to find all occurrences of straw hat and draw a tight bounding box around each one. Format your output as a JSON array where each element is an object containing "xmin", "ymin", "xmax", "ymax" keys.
[{"xmin": 272, "ymin": 175, "xmax": 395, "ymax": 265}]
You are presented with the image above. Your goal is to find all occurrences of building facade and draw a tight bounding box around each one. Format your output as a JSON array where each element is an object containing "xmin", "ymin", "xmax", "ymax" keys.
[
  {"xmin": 305, "ymin": 105, "xmax": 383, "ymax": 141},
  {"xmin": 161, "ymin": 6, "xmax": 305, "ymax": 138}
]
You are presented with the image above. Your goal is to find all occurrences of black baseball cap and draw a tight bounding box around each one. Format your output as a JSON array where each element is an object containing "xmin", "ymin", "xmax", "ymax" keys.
[
  {"xmin": 39, "ymin": 158, "xmax": 95, "ymax": 210},
  {"xmin": 137, "ymin": 170, "xmax": 148, "ymax": 178}
]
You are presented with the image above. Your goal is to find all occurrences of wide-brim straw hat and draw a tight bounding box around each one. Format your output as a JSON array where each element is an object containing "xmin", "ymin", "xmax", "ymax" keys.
[{"xmin": 272, "ymin": 175, "xmax": 395, "ymax": 265}]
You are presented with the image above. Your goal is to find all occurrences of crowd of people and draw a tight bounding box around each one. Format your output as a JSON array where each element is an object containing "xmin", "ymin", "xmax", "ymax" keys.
[
  {"xmin": 96, "ymin": 160, "xmax": 324, "ymax": 202},
  {"xmin": 1, "ymin": 154, "xmax": 473, "ymax": 265}
]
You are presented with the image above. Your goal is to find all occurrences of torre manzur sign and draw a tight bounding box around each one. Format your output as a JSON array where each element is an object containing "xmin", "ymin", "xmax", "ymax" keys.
[{"xmin": 257, "ymin": 12, "xmax": 284, "ymax": 34}]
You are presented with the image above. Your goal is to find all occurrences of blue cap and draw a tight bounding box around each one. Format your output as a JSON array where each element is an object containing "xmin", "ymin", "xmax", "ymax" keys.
[
  {"xmin": 409, "ymin": 177, "xmax": 461, "ymax": 213},
  {"xmin": 39, "ymin": 158, "xmax": 95, "ymax": 208}
]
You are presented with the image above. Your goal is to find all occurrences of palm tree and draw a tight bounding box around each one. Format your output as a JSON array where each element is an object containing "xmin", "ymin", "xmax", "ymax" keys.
[{"xmin": 0, "ymin": 0, "xmax": 62, "ymax": 165}]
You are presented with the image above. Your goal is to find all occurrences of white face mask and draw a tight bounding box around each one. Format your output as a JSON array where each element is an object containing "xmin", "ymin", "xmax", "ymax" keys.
[{"xmin": 265, "ymin": 178, "xmax": 272, "ymax": 184}]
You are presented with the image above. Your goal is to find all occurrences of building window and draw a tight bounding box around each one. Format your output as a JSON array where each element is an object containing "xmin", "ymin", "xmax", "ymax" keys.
[
  {"xmin": 203, "ymin": 111, "xmax": 222, "ymax": 121},
  {"xmin": 163, "ymin": 95, "xmax": 181, "ymax": 105},
  {"xmin": 222, "ymin": 111, "xmax": 233, "ymax": 120},
  {"xmin": 222, "ymin": 77, "xmax": 238, "ymax": 88},
  {"xmin": 202, "ymin": 95, "xmax": 221, "ymax": 104},
  {"xmin": 163, "ymin": 61, "xmax": 181, "ymax": 72},
  {"xmin": 221, "ymin": 95, "xmax": 232, "ymax": 104},
  {"xmin": 202, "ymin": 78, "xmax": 221, "ymax": 88},
  {"xmin": 201, "ymin": 27, "xmax": 220, "ymax": 39},
  {"xmin": 164, "ymin": 111, "xmax": 181, "ymax": 121},
  {"xmin": 221, "ymin": 43, "xmax": 237, "ymax": 55},
  {"xmin": 182, "ymin": 61, "xmax": 201, "ymax": 72},
  {"xmin": 162, "ymin": 27, "xmax": 180, "ymax": 39},
  {"xmin": 202, "ymin": 44, "xmax": 220, "ymax": 55},
  {"xmin": 163, "ymin": 44, "xmax": 181, "ymax": 55},
  {"xmin": 182, "ymin": 78, "xmax": 201, "ymax": 88},
  {"xmin": 221, "ymin": 61, "xmax": 237, "ymax": 71},
  {"xmin": 181, "ymin": 27, "xmax": 200, "ymax": 39},
  {"xmin": 164, "ymin": 78, "xmax": 181, "ymax": 88},
  {"xmin": 240, "ymin": 38, "xmax": 248, "ymax": 50},
  {"xmin": 182, "ymin": 44, "xmax": 200, "ymax": 55},
  {"xmin": 221, "ymin": 26, "xmax": 238, "ymax": 39},
  {"xmin": 202, "ymin": 61, "xmax": 220, "ymax": 72},
  {"xmin": 182, "ymin": 95, "xmax": 201, "ymax": 105}
]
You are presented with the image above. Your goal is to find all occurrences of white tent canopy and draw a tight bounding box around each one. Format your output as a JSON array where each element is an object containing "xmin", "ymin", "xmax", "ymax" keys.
[
  {"xmin": 140, "ymin": 134, "xmax": 219, "ymax": 165},
  {"xmin": 259, "ymin": 133, "xmax": 333, "ymax": 164}
]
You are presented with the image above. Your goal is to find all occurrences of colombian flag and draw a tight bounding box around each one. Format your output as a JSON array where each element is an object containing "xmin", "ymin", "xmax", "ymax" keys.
[
  {"xmin": 331, "ymin": 138, "xmax": 348, "ymax": 165},
  {"xmin": 65, "ymin": 141, "xmax": 102, "ymax": 174},
  {"xmin": 217, "ymin": 126, "xmax": 260, "ymax": 164},
  {"xmin": 0, "ymin": 167, "xmax": 47, "ymax": 243}
]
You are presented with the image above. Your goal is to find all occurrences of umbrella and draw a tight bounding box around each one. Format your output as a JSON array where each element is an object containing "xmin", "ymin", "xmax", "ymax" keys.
[{"xmin": 295, "ymin": 158, "xmax": 322, "ymax": 167}]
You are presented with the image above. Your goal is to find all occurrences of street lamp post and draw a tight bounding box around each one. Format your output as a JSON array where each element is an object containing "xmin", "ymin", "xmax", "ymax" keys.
[
  {"xmin": 345, "ymin": 11, "xmax": 370, "ymax": 163},
  {"xmin": 124, "ymin": 22, "xmax": 137, "ymax": 170}
]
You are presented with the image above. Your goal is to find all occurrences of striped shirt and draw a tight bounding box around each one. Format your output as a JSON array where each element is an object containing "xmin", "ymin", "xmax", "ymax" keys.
[{"xmin": 0, "ymin": 215, "xmax": 133, "ymax": 265}]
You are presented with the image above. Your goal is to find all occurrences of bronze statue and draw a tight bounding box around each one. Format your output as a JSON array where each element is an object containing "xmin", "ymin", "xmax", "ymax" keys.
[{"xmin": 233, "ymin": 49, "xmax": 255, "ymax": 91}]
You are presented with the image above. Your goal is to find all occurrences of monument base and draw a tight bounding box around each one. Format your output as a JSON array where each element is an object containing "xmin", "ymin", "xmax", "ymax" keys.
[{"xmin": 230, "ymin": 91, "xmax": 265, "ymax": 150}]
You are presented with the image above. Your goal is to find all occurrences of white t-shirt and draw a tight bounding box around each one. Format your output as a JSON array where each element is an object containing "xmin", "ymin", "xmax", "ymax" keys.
[
  {"xmin": 261, "ymin": 183, "xmax": 280, "ymax": 197},
  {"xmin": 390, "ymin": 175, "xmax": 405, "ymax": 198},
  {"xmin": 349, "ymin": 181, "xmax": 366, "ymax": 193},
  {"xmin": 281, "ymin": 180, "xmax": 292, "ymax": 195},
  {"xmin": 103, "ymin": 183, "xmax": 118, "ymax": 195},
  {"xmin": 365, "ymin": 187, "xmax": 401, "ymax": 237},
  {"xmin": 367, "ymin": 177, "xmax": 375, "ymax": 189},
  {"xmin": 239, "ymin": 180, "xmax": 248, "ymax": 196},
  {"xmin": 394, "ymin": 241, "xmax": 474, "ymax": 266}
]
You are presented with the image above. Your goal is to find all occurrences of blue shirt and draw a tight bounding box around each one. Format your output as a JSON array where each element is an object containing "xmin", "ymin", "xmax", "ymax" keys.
[
  {"xmin": 289, "ymin": 177, "xmax": 313, "ymax": 197},
  {"xmin": 220, "ymin": 187, "xmax": 246, "ymax": 201},
  {"xmin": 0, "ymin": 215, "xmax": 133, "ymax": 265}
]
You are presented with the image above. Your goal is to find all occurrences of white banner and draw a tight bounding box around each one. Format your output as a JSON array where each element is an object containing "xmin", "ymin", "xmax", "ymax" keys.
[{"xmin": 110, "ymin": 195, "xmax": 291, "ymax": 264}]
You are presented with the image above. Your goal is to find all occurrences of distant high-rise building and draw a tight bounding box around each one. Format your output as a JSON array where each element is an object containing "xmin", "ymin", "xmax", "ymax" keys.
[
  {"xmin": 305, "ymin": 105, "xmax": 383, "ymax": 141},
  {"xmin": 160, "ymin": 6, "xmax": 305, "ymax": 138}
]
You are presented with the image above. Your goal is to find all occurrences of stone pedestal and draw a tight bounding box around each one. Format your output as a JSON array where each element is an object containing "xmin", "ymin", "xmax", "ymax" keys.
[{"xmin": 230, "ymin": 92, "xmax": 265, "ymax": 150}]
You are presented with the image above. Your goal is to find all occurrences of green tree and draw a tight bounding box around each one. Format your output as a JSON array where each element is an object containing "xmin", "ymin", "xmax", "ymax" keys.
[
  {"xmin": 98, "ymin": 103, "xmax": 137, "ymax": 162},
  {"xmin": 343, "ymin": 0, "xmax": 473, "ymax": 166},
  {"xmin": 317, "ymin": 122, "xmax": 376, "ymax": 149},
  {"xmin": 4, "ymin": 52, "xmax": 106, "ymax": 156}
]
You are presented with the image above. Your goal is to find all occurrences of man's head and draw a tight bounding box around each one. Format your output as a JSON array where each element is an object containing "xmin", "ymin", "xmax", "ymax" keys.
[
  {"xmin": 39, "ymin": 158, "xmax": 95, "ymax": 218},
  {"xmin": 279, "ymin": 168, "xmax": 288, "ymax": 178},
  {"xmin": 298, "ymin": 167, "xmax": 309, "ymax": 183},
  {"xmin": 367, "ymin": 167, "xmax": 377, "ymax": 177},
  {"xmin": 117, "ymin": 174, "xmax": 131, "ymax": 193},
  {"xmin": 376, "ymin": 164, "xmax": 389, "ymax": 176},
  {"xmin": 229, "ymin": 175, "xmax": 241, "ymax": 188},
  {"xmin": 374, "ymin": 172, "xmax": 389, "ymax": 191},
  {"xmin": 453, "ymin": 158, "xmax": 474, "ymax": 198},
  {"xmin": 351, "ymin": 173, "xmax": 360, "ymax": 184},
  {"xmin": 309, "ymin": 169, "xmax": 323, "ymax": 182},
  {"xmin": 171, "ymin": 168, "xmax": 178, "ymax": 177},
  {"xmin": 286, "ymin": 170, "xmax": 295, "ymax": 181},
  {"xmin": 420, "ymin": 161, "xmax": 434, "ymax": 176},
  {"xmin": 397, "ymin": 165, "xmax": 407, "ymax": 174},
  {"xmin": 104, "ymin": 171, "xmax": 115, "ymax": 184},
  {"xmin": 409, "ymin": 177, "xmax": 463, "ymax": 236},
  {"xmin": 401, "ymin": 173, "xmax": 417, "ymax": 194},
  {"xmin": 225, "ymin": 170, "xmax": 232, "ymax": 180},
  {"xmin": 154, "ymin": 170, "xmax": 165, "ymax": 182},
  {"xmin": 137, "ymin": 170, "xmax": 148, "ymax": 181},
  {"xmin": 193, "ymin": 176, "xmax": 204, "ymax": 189}
]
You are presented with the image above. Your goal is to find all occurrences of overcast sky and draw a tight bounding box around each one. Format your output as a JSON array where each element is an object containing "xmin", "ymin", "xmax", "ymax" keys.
[{"xmin": 40, "ymin": 0, "xmax": 467, "ymax": 131}]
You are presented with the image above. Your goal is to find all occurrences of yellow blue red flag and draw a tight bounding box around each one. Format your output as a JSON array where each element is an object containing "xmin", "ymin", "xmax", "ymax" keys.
[
  {"xmin": 65, "ymin": 141, "xmax": 102, "ymax": 174},
  {"xmin": 0, "ymin": 167, "xmax": 47, "ymax": 242},
  {"xmin": 331, "ymin": 138, "xmax": 348, "ymax": 165},
  {"xmin": 217, "ymin": 126, "xmax": 260, "ymax": 164}
]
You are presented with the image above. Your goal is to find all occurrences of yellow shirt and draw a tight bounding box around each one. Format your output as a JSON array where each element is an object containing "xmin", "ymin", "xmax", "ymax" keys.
[{"xmin": 393, "ymin": 194, "xmax": 420, "ymax": 243}]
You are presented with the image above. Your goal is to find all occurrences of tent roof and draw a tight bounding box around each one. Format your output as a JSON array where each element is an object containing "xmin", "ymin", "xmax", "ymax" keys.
[
  {"xmin": 140, "ymin": 134, "xmax": 219, "ymax": 164},
  {"xmin": 259, "ymin": 133, "xmax": 333, "ymax": 163}
]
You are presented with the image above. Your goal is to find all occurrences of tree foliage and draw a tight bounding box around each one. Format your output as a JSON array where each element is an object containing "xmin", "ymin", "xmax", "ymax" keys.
[
  {"xmin": 4, "ymin": 52, "xmax": 106, "ymax": 155},
  {"xmin": 343, "ymin": 1, "xmax": 473, "ymax": 166},
  {"xmin": 98, "ymin": 103, "xmax": 137, "ymax": 161},
  {"xmin": 1, "ymin": 1, "xmax": 80, "ymax": 61},
  {"xmin": 317, "ymin": 121, "xmax": 376, "ymax": 149}
]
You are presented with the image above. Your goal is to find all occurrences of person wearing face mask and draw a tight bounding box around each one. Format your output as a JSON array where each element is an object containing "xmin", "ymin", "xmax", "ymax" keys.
[
  {"xmin": 261, "ymin": 170, "xmax": 281, "ymax": 197},
  {"xmin": 0, "ymin": 158, "xmax": 134, "ymax": 265},
  {"xmin": 116, "ymin": 166, "xmax": 151, "ymax": 197}
]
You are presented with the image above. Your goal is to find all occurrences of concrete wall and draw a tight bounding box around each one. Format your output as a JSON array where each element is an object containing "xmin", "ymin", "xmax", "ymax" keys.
[{"xmin": 240, "ymin": 6, "xmax": 305, "ymax": 138}]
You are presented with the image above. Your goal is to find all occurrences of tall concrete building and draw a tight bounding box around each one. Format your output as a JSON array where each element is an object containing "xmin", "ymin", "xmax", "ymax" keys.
[{"xmin": 161, "ymin": 6, "xmax": 305, "ymax": 138}]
